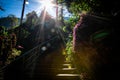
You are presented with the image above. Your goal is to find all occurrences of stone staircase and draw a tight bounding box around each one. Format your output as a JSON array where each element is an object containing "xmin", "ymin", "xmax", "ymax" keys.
[
  {"xmin": 31, "ymin": 48, "xmax": 81, "ymax": 80},
  {"xmin": 55, "ymin": 60, "xmax": 81, "ymax": 80}
]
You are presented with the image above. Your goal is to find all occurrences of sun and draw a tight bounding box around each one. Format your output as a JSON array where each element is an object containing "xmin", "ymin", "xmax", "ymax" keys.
[
  {"xmin": 41, "ymin": 0, "xmax": 55, "ymax": 11},
  {"xmin": 33, "ymin": 0, "xmax": 57, "ymax": 17},
  {"xmin": 35, "ymin": 0, "xmax": 56, "ymax": 17}
]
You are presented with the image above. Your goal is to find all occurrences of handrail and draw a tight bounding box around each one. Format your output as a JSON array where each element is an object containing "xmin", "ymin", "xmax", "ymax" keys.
[
  {"xmin": 2, "ymin": 36, "xmax": 58, "ymax": 68},
  {"xmin": 15, "ymin": 36, "xmax": 58, "ymax": 62},
  {"xmin": 1, "ymin": 36, "xmax": 59, "ymax": 80}
]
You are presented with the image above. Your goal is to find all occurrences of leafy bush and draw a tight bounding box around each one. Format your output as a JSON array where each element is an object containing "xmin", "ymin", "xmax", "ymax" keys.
[{"xmin": 6, "ymin": 48, "xmax": 21, "ymax": 64}]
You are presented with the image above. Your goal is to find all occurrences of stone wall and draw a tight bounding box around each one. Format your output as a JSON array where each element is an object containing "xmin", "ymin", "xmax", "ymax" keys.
[{"xmin": 72, "ymin": 14, "xmax": 120, "ymax": 80}]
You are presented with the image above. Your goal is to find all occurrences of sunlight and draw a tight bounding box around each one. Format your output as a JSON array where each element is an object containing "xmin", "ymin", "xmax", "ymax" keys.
[
  {"xmin": 33, "ymin": 0, "xmax": 56, "ymax": 17},
  {"xmin": 34, "ymin": 0, "xmax": 56, "ymax": 43},
  {"xmin": 40, "ymin": 0, "xmax": 56, "ymax": 17},
  {"xmin": 56, "ymin": 74, "xmax": 80, "ymax": 76},
  {"xmin": 41, "ymin": 0, "xmax": 54, "ymax": 10},
  {"xmin": 68, "ymin": 65, "xmax": 72, "ymax": 69},
  {"xmin": 62, "ymin": 68, "xmax": 76, "ymax": 70}
]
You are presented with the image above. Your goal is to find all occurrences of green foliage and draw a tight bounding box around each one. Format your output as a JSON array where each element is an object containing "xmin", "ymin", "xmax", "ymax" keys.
[
  {"xmin": 0, "ymin": 26, "xmax": 5, "ymax": 35},
  {"xmin": 58, "ymin": 0, "xmax": 64, "ymax": 3},
  {"xmin": 63, "ymin": 15, "xmax": 80, "ymax": 34},
  {"xmin": 90, "ymin": 30, "xmax": 110, "ymax": 43},
  {"xmin": 62, "ymin": 26, "xmax": 66, "ymax": 32},
  {"xmin": 11, "ymin": 48, "xmax": 21, "ymax": 57},
  {"xmin": 66, "ymin": 40, "xmax": 73, "ymax": 54},
  {"xmin": 26, "ymin": 11, "xmax": 38, "ymax": 27},
  {"xmin": 63, "ymin": 32, "xmax": 73, "ymax": 62},
  {"xmin": 58, "ymin": 0, "xmax": 91, "ymax": 15},
  {"xmin": 0, "ymin": 26, "xmax": 8, "ymax": 36},
  {"xmin": 0, "ymin": 26, "xmax": 22, "ymax": 66},
  {"xmin": 3, "ymin": 31, "xmax": 8, "ymax": 36},
  {"xmin": 20, "ymin": 28, "xmax": 30, "ymax": 39},
  {"xmin": 12, "ymin": 25, "xmax": 19, "ymax": 29},
  {"xmin": 59, "ymin": 0, "xmax": 119, "ymax": 17},
  {"xmin": 69, "ymin": 2, "xmax": 90, "ymax": 15},
  {"xmin": 93, "ymin": 32, "xmax": 109, "ymax": 40},
  {"xmin": 6, "ymin": 48, "xmax": 21, "ymax": 64}
]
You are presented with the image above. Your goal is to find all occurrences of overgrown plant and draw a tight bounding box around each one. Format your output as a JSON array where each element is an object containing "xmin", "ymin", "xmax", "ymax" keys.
[
  {"xmin": 0, "ymin": 27, "xmax": 22, "ymax": 66},
  {"xmin": 64, "ymin": 34, "xmax": 73, "ymax": 62},
  {"xmin": 6, "ymin": 48, "xmax": 21, "ymax": 64}
]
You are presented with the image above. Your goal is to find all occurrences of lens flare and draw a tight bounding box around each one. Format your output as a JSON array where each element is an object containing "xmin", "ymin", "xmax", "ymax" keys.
[{"xmin": 41, "ymin": 0, "xmax": 54, "ymax": 10}]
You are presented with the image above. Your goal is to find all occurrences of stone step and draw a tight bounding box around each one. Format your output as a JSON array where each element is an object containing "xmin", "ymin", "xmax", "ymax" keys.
[
  {"xmin": 56, "ymin": 74, "xmax": 81, "ymax": 80},
  {"xmin": 57, "ymin": 70, "xmax": 77, "ymax": 74},
  {"xmin": 32, "ymin": 74, "xmax": 81, "ymax": 80},
  {"xmin": 64, "ymin": 61, "xmax": 71, "ymax": 63},
  {"xmin": 62, "ymin": 63, "xmax": 76, "ymax": 68},
  {"xmin": 62, "ymin": 68, "xmax": 77, "ymax": 70},
  {"xmin": 56, "ymin": 74, "xmax": 80, "ymax": 77},
  {"xmin": 63, "ymin": 64, "xmax": 72, "ymax": 66}
]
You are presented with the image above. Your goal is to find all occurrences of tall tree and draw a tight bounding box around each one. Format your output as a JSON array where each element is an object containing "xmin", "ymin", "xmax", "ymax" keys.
[{"xmin": 26, "ymin": 11, "xmax": 38, "ymax": 27}]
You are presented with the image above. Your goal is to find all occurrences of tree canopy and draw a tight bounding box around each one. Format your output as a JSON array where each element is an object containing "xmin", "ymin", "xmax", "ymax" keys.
[{"xmin": 59, "ymin": 0, "xmax": 120, "ymax": 17}]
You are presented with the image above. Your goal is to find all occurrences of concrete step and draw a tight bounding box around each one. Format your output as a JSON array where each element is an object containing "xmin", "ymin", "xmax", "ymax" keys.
[{"xmin": 56, "ymin": 74, "xmax": 81, "ymax": 80}]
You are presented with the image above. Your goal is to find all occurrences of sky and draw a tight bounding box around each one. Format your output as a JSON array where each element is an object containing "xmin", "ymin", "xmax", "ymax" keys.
[{"xmin": 0, "ymin": 0, "xmax": 70, "ymax": 18}]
